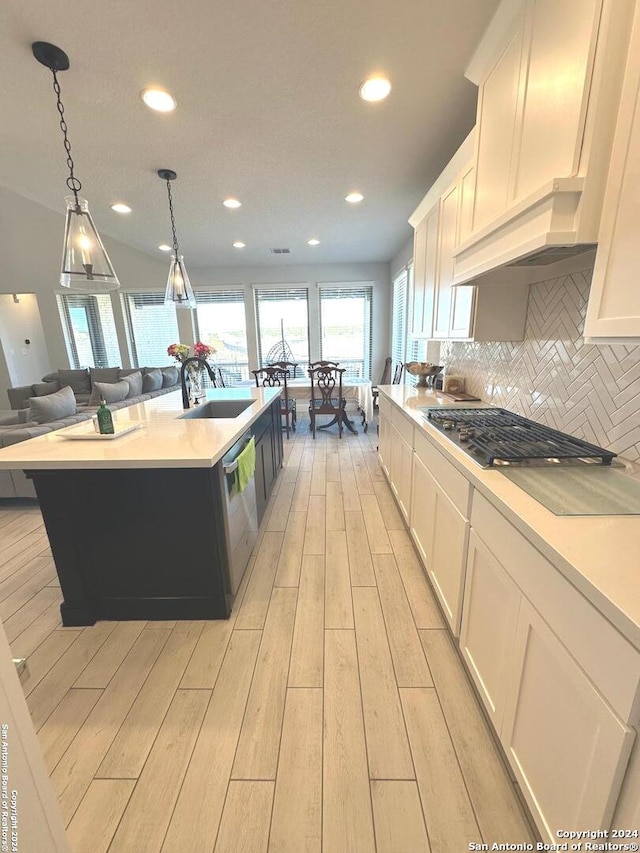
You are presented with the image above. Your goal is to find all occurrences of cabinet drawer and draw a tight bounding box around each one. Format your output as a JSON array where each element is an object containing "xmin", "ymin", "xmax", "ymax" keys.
[
  {"xmin": 471, "ymin": 491, "xmax": 640, "ymax": 723},
  {"xmin": 414, "ymin": 429, "xmax": 471, "ymax": 518},
  {"xmin": 391, "ymin": 405, "xmax": 414, "ymax": 445}
]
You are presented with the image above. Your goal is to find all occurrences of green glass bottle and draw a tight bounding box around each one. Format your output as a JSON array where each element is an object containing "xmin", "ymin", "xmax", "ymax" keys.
[{"xmin": 97, "ymin": 398, "xmax": 115, "ymax": 435}]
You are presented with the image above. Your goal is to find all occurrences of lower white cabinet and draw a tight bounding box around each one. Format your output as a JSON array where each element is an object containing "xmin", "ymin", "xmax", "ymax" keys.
[
  {"xmin": 389, "ymin": 423, "xmax": 412, "ymax": 522},
  {"xmin": 459, "ymin": 531, "xmax": 521, "ymax": 733},
  {"xmin": 501, "ymin": 599, "xmax": 635, "ymax": 839},
  {"xmin": 410, "ymin": 455, "xmax": 469, "ymax": 635},
  {"xmin": 377, "ymin": 408, "xmax": 391, "ymax": 479}
]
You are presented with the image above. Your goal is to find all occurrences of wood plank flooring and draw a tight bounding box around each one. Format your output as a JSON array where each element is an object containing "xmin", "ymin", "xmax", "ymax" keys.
[{"xmin": 0, "ymin": 419, "xmax": 537, "ymax": 851}]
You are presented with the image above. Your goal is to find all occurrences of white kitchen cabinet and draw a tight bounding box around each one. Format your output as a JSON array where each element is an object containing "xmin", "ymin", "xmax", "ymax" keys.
[
  {"xmin": 410, "ymin": 454, "xmax": 469, "ymax": 635},
  {"xmin": 502, "ymin": 599, "xmax": 635, "ymax": 839},
  {"xmin": 377, "ymin": 404, "xmax": 391, "ymax": 479},
  {"xmin": 410, "ymin": 133, "xmax": 529, "ymax": 342},
  {"xmin": 459, "ymin": 531, "xmax": 521, "ymax": 733},
  {"xmin": 454, "ymin": 0, "xmax": 634, "ymax": 285},
  {"xmin": 389, "ymin": 423, "xmax": 413, "ymax": 523},
  {"xmin": 410, "ymin": 204, "xmax": 439, "ymax": 338},
  {"xmin": 585, "ymin": 0, "xmax": 640, "ymax": 340}
]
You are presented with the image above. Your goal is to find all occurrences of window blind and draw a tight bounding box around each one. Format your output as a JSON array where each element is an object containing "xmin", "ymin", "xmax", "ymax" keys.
[
  {"xmin": 193, "ymin": 289, "xmax": 250, "ymax": 383},
  {"xmin": 254, "ymin": 287, "xmax": 310, "ymax": 367},
  {"xmin": 57, "ymin": 293, "xmax": 120, "ymax": 368},
  {"xmin": 391, "ymin": 268, "xmax": 408, "ymax": 370},
  {"xmin": 318, "ymin": 285, "xmax": 373, "ymax": 379},
  {"xmin": 121, "ymin": 292, "xmax": 179, "ymax": 368}
]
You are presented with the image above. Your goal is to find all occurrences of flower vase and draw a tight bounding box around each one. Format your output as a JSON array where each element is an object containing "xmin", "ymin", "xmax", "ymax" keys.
[{"xmin": 187, "ymin": 367, "xmax": 204, "ymax": 404}]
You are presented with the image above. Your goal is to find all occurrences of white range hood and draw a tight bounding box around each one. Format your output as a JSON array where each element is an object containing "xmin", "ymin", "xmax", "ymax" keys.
[{"xmin": 450, "ymin": 0, "xmax": 633, "ymax": 287}]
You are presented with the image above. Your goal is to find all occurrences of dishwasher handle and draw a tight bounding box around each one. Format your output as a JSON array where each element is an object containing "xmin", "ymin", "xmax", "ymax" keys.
[{"xmin": 223, "ymin": 459, "xmax": 239, "ymax": 475}]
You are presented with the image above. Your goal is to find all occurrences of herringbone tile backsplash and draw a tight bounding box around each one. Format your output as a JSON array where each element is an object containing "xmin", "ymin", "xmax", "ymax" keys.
[{"xmin": 441, "ymin": 269, "xmax": 640, "ymax": 462}]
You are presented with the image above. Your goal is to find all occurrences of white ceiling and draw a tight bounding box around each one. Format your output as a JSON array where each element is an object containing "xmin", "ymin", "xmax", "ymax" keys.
[{"xmin": 0, "ymin": 0, "xmax": 499, "ymax": 269}]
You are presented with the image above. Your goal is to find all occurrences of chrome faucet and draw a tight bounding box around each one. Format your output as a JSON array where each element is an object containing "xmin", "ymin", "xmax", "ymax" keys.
[{"xmin": 180, "ymin": 357, "xmax": 219, "ymax": 409}]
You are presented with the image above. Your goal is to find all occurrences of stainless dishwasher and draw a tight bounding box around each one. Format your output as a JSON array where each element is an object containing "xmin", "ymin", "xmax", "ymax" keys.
[{"xmin": 219, "ymin": 430, "xmax": 259, "ymax": 597}]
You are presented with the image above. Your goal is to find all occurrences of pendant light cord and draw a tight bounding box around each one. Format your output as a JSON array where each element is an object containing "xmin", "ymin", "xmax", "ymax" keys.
[
  {"xmin": 166, "ymin": 180, "xmax": 180, "ymax": 255},
  {"xmin": 50, "ymin": 68, "xmax": 82, "ymax": 206}
]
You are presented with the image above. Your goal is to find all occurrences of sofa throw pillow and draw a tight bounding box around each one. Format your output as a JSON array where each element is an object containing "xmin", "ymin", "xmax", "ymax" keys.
[
  {"xmin": 142, "ymin": 370, "xmax": 163, "ymax": 393},
  {"xmin": 58, "ymin": 368, "xmax": 91, "ymax": 395},
  {"xmin": 122, "ymin": 371, "xmax": 143, "ymax": 398},
  {"xmin": 161, "ymin": 366, "xmax": 179, "ymax": 388},
  {"xmin": 27, "ymin": 385, "xmax": 76, "ymax": 425},
  {"xmin": 89, "ymin": 367, "xmax": 120, "ymax": 386},
  {"xmin": 41, "ymin": 372, "xmax": 59, "ymax": 383},
  {"xmin": 89, "ymin": 380, "xmax": 130, "ymax": 406},
  {"xmin": 118, "ymin": 368, "xmax": 139, "ymax": 378},
  {"xmin": 33, "ymin": 380, "xmax": 61, "ymax": 396}
]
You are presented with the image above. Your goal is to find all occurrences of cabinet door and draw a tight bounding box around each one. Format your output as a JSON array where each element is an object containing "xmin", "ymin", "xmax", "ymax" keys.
[
  {"xmin": 432, "ymin": 182, "xmax": 460, "ymax": 339},
  {"xmin": 502, "ymin": 600, "xmax": 635, "ymax": 839},
  {"xmin": 410, "ymin": 456, "xmax": 469, "ymax": 635},
  {"xmin": 254, "ymin": 435, "xmax": 268, "ymax": 524},
  {"xmin": 378, "ymin": 411, "xmax": 391, "ymax": 479},
  {"xmin": 585, "ymin": 0, "xmax": 640, "ymax": 338},
  {"xmin": 411, "ymin": 205, "xmax": 439, "ymax": 338},
  {"xmin": 459, "ymin": 531, "xmax": 521, "ymax": 733},
  {"xmin": 473, "ymin": 17, "xmax": 525, "ymax": 232},
  {"xmin": 389, "ymin": 427, "xmax": 412, "ymax": 523}
]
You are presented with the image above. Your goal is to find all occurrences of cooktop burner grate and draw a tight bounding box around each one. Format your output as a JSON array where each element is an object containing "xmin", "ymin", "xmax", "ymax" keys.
[{"xmin": 420, "ymin": 407, "xmax": 616, "ymax": 467}]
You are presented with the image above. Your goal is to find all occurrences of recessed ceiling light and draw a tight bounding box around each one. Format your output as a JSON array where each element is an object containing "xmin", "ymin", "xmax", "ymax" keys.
[
  {"xmin": 345, "ymin": 192, "xmax": 364, "ymax": 204},
  {"xmin": 359, "ymin": 76, "xmax": 392, "ymax": 102},
  {"xmin": 158, "ymin": 244, "xmax": 172, "ymax": 252},
  {"xmin": 307, "ymin": 238, "xmax": 320, "ymax": 246},
  {"xmin": 111, "ymin": 203, "xmax": 132, "ymax": 214},
  {"xmin": 232, "ymin": 241, "xmax": 246, "ymax": 249},
  {"xmin": 141, "ymin": 89, "xmax": 176, "ymax": 112},
  {"xmin": 223, "ymin": 198, "xmax": 242, "ymax": 209}
]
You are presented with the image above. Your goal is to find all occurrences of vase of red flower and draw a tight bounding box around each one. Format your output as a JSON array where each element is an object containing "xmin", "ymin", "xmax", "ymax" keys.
[{"xmin": 167, "ymin": 341, "xmax": 216, "ymax": 403}]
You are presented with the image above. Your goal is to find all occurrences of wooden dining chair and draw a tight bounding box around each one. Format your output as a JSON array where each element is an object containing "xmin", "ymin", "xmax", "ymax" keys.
[
  {"xmin": 308, "ymin": 365, "xmax": 346, "ymax": 438},
  {"xmin": 309, "ymin": 359, "xmax": 339, "ymax": 370},
  {"xmin": 372, "ymin": 356, "xmax": 392, "ymax": 409},
  {"xmin": 252, "ymin": 366, "xmax": 296, "ymax": 437},
  {"xmin": 267, "ymin": 360, "xmax": 299, "ymax": 378}
]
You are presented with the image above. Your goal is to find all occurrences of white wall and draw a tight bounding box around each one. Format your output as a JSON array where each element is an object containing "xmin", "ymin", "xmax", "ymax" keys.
[{"xmin": 0, "ymin": 294, "xmax": 51, "ymax": 388}]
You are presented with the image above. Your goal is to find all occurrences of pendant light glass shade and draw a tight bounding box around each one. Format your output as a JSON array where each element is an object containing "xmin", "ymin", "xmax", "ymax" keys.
[
  {"xmin": 61, "ymin": 196, "xmax": 120, "ymax": 290},
  {"xmin": 165, "ymin": 254, "xmax": 196, "ymax": 309}
]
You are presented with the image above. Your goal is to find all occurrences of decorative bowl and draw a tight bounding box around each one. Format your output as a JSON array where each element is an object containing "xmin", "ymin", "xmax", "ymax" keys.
[{"xmin": 404, "ymin": 362, "xmax": 444, "ymax": 388}]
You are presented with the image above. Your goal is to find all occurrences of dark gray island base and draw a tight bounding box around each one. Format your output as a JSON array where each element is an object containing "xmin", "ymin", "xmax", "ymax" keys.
[{"xmin": 31, "ymin": 400, "xmax": 283, "ymax": 626}]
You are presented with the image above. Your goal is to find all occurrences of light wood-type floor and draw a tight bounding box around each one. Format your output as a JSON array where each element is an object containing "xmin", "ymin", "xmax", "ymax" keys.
[{"xmin": 0, "ymin": 418, "xmax": 537, "ymax": 852}]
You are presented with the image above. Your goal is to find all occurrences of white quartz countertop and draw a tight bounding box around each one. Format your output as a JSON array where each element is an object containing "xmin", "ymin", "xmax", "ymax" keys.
[
  {"xmin": 379, "ymin": 385, "xmax": 640, "ymax": 650},
  {"xmin": 0, "ymin": 387, "xmax": 282, "ymax": 470}
]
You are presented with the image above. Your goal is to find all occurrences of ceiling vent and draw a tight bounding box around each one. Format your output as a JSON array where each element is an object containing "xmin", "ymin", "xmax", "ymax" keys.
[{"xmin": 270, "ymin": 248, "xmax": 291, "ymax": 254}]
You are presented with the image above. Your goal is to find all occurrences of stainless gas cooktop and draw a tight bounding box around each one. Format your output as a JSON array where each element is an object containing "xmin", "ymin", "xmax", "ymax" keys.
[{"xmin": 419, "ymin": 407, "xmax": 616, "ymax": 469}]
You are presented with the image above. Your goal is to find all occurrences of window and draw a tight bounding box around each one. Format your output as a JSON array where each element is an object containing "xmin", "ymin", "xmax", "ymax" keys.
[
  {"xmin": 254, "ymin": 287, "xmax": 310, "ymax": 367},
  {"xmin": 391, "ymin": 267, "xmax": 409, "ymax": 369},
  {"xmin": 57, "ymin": 293, "xmax": 120, "ymax": 368},
  {"xmin": 319, "ymin": 284, "xmax": 373, "ymax": 379},
  {"xmin": 122, "ymin": 293, "xmax": 179, "ymax": 367},
  {"xmin": 405, "ymin": 264, "xmax": 427, "ymax": 377},
  {"xmin": 194, "ymin": 290, "xmax": 250, "ymax": 383}
]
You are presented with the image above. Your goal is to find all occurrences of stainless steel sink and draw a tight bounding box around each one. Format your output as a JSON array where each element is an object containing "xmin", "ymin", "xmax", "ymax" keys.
[{"xmin": 179, "ymin": 400, "xmax": 253, "ymax": 419}]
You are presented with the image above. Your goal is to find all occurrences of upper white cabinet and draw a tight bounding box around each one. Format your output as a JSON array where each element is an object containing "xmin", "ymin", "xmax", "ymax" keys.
[
  {"xmin": 410, "ymin": 132, "xmax": 529, "ymax": 342},
  {"xmin": 585, "ymin": 0, "xmax": 640, "ymax": 340},
  {"xmin": 453, "ymin": 0, "xmax": 635, "ymax": 286}
]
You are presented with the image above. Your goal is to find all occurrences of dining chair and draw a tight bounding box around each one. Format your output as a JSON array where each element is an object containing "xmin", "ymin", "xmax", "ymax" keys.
[
  {"xmin": 267, "ymin": 360, "xmax": 299, "ymax": 378},
  {"xmin": 309, "ymin": 359, "xmax": 339, "ymax": 370},
  {"xmin": 392, "ymin": 363, "xmax": 404, "ymax": 384},
  {"xmin": 252, "ymin": 366, "xmax": 296, "ymax": 438},
  {"xmin": 372, "ymin": 356, "xmax": 392, "ymax": 409},
  {"xmin": 308, "ymin": 365, "xmax": 346, "ymax": 439}
]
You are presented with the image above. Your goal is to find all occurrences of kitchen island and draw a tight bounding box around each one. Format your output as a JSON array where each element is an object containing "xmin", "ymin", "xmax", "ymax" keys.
[{"xmin": 0, "ymin": 387, "xmax": 283, "ymax": 625}]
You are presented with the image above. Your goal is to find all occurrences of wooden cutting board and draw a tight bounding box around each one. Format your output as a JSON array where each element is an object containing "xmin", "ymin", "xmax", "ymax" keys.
[{"xmin": 437, "ymin": 391, "xmax": 482, "ymax": 402}]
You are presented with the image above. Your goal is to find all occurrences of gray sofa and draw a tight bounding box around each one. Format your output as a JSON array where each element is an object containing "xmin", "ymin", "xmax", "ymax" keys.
[{"xmin": 0, "ymin": 366, "xmax": 181, "ymax": 499}]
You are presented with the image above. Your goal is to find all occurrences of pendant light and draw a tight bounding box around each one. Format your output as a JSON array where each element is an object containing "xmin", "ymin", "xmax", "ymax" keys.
[
  {"xmin": 32, "ymin": 42, "xmax": 120, "ymax": 291},
  {"xmin": 158, "ymin": 169, "xmax": 196, "ymax": 308}
]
